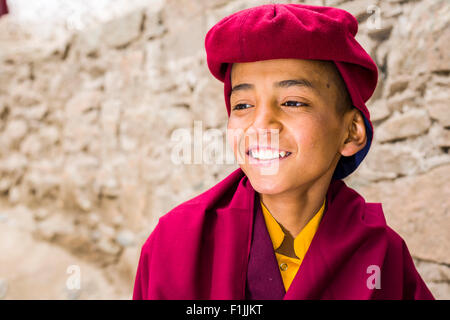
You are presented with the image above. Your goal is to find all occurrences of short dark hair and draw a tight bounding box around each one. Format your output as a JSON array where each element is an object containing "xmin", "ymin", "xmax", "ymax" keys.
[
  {"xmin": 336, "ymin": 83, "xmax": 354, "ymax": 117},
  {"xmin": 326, "ymin": 61, "xmax": 354, "ymax": 117}
]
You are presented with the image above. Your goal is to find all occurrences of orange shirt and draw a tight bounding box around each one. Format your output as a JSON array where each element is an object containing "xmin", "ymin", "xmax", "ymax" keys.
[{"xmin": 260, "ymin": 198, "xmax": 326, "ymax": 291}]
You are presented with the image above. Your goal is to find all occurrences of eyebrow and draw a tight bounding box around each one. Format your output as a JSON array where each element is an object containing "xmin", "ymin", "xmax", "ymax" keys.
[{"xmin": 230, "ymin": 78, "xmax": 317, "ymax": 95}]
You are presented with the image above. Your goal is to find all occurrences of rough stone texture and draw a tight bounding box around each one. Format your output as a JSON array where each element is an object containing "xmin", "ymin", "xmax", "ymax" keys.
[
  {"xmin": 0, "ymin": 208, "xmax": 128, "ymax": 299},
  {"xmin": 0, "ymin": 0, "xmax": 448, "ymax": 299},
  {"xmin": 376, "ymin": 109, "xmax": 432, "ymax": 142}
]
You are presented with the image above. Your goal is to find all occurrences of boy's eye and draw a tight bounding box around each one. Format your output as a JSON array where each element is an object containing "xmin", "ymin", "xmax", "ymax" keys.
[
  {"xmin": 232, "ymin": 100, "xmax": 309, "ymax": 111},
  {"xmin": 282, "ymin": 100, "xmax": 309, "ymax": 107},
  {"xmin": 232, "ymin": 103, "xmax": 253, "ymax": 110}
]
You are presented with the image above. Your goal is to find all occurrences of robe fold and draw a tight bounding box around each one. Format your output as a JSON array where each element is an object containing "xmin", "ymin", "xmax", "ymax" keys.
[{"xmin": 133, "ymin": 168, "xmax": 434, "ymax": 300}]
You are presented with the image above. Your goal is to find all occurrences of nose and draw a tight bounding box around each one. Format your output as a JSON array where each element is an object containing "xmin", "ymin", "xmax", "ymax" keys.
[
  {"xmin": 251, "ymin": 99, "xmax": 282, "ymax": 131},
  {"xmin": 249, "ymin": 100, "xmax": 283, "ymax": 146}
]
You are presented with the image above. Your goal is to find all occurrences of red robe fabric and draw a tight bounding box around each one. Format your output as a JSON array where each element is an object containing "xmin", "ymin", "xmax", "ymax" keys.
[{"xmin": 133, "ymin": 169, "xmax": 434, "ymax": 300}]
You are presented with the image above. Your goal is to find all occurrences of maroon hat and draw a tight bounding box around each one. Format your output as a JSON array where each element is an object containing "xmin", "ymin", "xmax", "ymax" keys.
[{"xmin": 204, "ymin": 3, "xmax": 378, "ymax": 180}]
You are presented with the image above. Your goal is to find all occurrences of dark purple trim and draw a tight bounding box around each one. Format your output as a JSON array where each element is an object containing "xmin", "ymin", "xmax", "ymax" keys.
[{"xmin": 245, "ymin": 193, "xmax": 285, "ymax": 300}]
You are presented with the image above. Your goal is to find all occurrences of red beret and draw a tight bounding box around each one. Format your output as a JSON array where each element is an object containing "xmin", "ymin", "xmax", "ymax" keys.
[{"xmin": 204, "ymin": 3, "xmax": 378, "ymax": 180}]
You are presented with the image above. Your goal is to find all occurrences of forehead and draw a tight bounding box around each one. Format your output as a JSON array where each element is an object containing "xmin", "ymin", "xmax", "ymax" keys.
[{"xmin": 231, "ymin": 58, "xmax": 337, "ymax": 89}]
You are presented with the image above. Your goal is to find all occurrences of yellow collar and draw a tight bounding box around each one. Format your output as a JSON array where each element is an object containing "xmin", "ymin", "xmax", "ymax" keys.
[{"xmin": 260, "ymin": 198, "xmax": 326, "ymax": 260}]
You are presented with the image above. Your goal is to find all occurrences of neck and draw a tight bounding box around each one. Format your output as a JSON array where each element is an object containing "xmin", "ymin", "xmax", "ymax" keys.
[{"xmin": 259, "ymin": 174, "xmax": 331, "ymax": 238}]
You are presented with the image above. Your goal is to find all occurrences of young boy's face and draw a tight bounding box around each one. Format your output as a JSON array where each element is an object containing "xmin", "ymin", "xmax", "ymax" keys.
[{"xmin": 227, "ymin": 58, "xmax": 364, "ymax": 195}]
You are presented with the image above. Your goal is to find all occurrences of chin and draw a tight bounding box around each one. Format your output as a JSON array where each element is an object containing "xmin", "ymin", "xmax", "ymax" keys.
[
  {"xmin": 243, "ymin": 167, "xmax": 291, "ymax": 195},
  {"xmin": 252, "ymin": 184, "xmax": 287, "ymax": 196}
]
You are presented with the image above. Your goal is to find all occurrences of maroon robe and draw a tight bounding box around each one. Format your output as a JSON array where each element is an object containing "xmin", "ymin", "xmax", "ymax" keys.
[{"xmin": 133, "ymin": 168, "xmax": 434, "ymax": 300}]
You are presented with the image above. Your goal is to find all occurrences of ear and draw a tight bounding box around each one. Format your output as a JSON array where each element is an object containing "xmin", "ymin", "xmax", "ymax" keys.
[{"xmin": 339, "ymin": 109, "xmax": 367, "ymax": 157}]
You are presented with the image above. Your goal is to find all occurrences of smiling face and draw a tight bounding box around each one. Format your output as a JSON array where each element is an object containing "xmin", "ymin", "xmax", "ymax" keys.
[{"xmin": 227, "ymin": 58, "xmax": 366, "ymax": 195}]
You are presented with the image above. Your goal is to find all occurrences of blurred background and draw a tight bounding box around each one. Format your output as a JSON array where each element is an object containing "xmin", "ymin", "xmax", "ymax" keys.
[{"xmin": 0, "ymin": 0, "xmax": 448, "ymax": 299}]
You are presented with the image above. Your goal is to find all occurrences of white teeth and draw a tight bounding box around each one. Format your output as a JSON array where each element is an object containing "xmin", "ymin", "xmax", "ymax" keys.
[
  {"xmin": 250, "ymin": 149, "xmax": 289, "ymax": 160},
  {"xmin": 264, "ymin": 150, "xmax": 274, "ymax": 159}
]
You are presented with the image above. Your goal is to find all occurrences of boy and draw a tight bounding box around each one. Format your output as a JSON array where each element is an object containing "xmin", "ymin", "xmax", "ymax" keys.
[{"xmin": 133, "ymin": 3, "xmax": 434, "ymax": 299}]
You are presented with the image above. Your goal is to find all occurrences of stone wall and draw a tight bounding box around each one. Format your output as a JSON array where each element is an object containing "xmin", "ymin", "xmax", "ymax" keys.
[{"xmin": 0, "ymin": 0, "xmax": 448, "ymax": 299}]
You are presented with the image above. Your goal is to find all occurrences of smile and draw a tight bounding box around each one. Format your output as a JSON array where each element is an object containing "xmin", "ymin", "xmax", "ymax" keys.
[{"xmin": 246, "ymin": 147, "xmax": 292, "ymax": 160}]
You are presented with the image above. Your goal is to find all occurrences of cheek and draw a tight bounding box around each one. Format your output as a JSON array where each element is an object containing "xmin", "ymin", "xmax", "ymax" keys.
[
  {"xmin": 290, "ymin": 121, "xmax": 320, "ymax": 150},
  {"xmin": 289, "ymin": 118, "xmax": 337, "ymax": 155}
]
